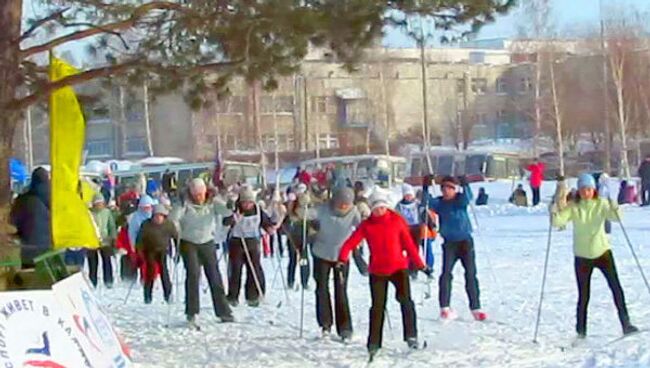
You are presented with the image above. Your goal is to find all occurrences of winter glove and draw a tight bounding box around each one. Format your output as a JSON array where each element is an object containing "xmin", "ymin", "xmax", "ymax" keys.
[
  {"xmin": 458, "ymin": 175, "xmax": 468, "ymax": 186},
  {"xmin": 335, "ymin": 262, "xmax": 346, "ymax": 272},
  {"xmin": 423, "ymin": 174, "xmax": 435, "ymax": 187}
]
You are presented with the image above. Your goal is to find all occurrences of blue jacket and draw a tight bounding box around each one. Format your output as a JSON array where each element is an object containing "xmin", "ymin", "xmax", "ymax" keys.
[{"xmin": 424, "ymin": 185, "xmax": 473, "ymax": 242}]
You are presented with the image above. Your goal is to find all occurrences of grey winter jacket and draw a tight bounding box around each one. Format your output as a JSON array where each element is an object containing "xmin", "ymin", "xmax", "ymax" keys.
[
  {"xmin": 311, "ymin": 204, "xmax": 361, "ymax": 262},
  {"xmin": 170, "ymin": 198, "xmax": 232, "ymax": 244}
]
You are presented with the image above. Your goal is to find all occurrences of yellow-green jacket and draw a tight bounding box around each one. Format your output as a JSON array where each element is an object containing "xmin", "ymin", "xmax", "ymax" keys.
[{"xmin": 552, "ymin": 197, "xmax": 621, "ymax": 259}]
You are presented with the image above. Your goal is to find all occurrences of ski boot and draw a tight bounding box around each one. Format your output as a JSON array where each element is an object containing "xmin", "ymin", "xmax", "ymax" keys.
[
  {"xmin": 471, "ymin": 309, "xmax": 488, "ymax": 321},
  {"xmin": 440, "ymin": 307, "xmax": 458, "ymax": 321}
]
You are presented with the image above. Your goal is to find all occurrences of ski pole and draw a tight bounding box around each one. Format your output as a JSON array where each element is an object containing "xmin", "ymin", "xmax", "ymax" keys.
[
  {"xmin": 614, "ymin": 211, "xmax": 650, "ymax": 296},
  {"xmin": 240, "ymin": 236, "xmax": 265, "ymax": 302},
  {"xmin": 275, "ymin": 237, "xmax": 291, "ymax": 306},
  {"xmin": 533, "ymin": 216, "xmax": 553, "ymax": 343},
  {"xmin": 299, "ymin": 205, "xmax": 308, "ymax": 338},
  {"xmin": 123, "ymin": 276, "xmax": 138, "ymax": 305},
  {"xmin": 165, "ymin": 257, "xmax": 179, "ymax": 327}
]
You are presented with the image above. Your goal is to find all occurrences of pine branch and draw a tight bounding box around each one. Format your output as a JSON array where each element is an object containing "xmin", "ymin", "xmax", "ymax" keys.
[
  {"xmin": 18, "ymin": 7, "xmax": 70, "ymax": 42},
  {"xmin": 19, "ymin": 1, "xmax": 184, "ymax": 58}
]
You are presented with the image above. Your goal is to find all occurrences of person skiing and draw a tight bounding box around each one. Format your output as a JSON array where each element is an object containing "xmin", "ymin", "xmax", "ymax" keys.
[
  {"xmin": 268, "ymin": 191, "xmax": 287, "ymax": 258},
  {"xmin": 223, "ymin": 187, "xmax": 275, "ymax": 307},
  {"xmin": 284, "ymin": 192, "xmax": 316, "ymax": 290},
  {"xmin": 338, "ymin": 190, "xmax": 431, "ymax": 358},
  {"xmin": 171, "ymin": 178, "xmax": 234, "ymax": 326},
  {"xmin": 527, "ymin": 158, "xmax": 545, "ymax": 206},
  {"xmin": 638, "ymin": 154, "xmax": 650, "ymax": 206},
  {"xmin": 551, "ymin": 173, "xmax": 639, "ymax": 338},
  {"xmin": 137, "ymin": 204, "xmax": 178, "ymax": 304},
  {"xmin": 310, "ymin": 187, "xmax": 359, "ymax": 341},
  {"xmin": 88, "ymin": 193, "xmax": 117, "ymax": 288},
  {"xmin": 423, "ymin": 175, "xmax": 487, "ymax": 321},
  {"xmin": 395, "ymin": 183, "xmax": 422, "ymax": 278}
]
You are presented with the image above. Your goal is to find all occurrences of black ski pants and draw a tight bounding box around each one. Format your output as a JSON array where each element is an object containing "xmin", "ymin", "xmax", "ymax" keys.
[
  {"xmin": 227, "ymin": 237, "xmax": 266, "ymax": 302},
  {"xmin": 439, "ymin": 238, "xmax": 481, "ymax": 310},
  {"xmin": 368, "ymin": 270, "xmax": 417, "ymax": 350},
  {"xmin": 143, "ymin": 249, "xmax": 172, "ymax": 303},
  {"xmin": 532, "ymin": 186, "xmax": 541, "ymax": 206},
  {"xmin": 575, "ymin": 250, "xmax": 630, "ymax": 335},
  {"xmin": 641, "ymin": 180, "xmax": 650, "ymax": 206},
  {"xmin": 87, "ymin": 246, "xmax": 113, "ymax": 287},
  {"xmin": 287, "ymin": 238, "xmax": 310, "ymax": 289},
  {"xmin": 180, "ymin": 240, "xmax": 232, "ymax": 318},
  {"xmin": 313, "ymin": 256, "xmax": 352, "ymax": 336}
]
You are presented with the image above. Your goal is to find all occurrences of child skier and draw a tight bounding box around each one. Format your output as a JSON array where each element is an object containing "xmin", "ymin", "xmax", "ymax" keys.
[
  {"xmin": 423, "ymin": 175, "xmax": 487, "ymax": 321},
  {"xmin": 137, "ymin": 204, "xmax": 178, "ymax": 304},
  {"xmin": 395, "ymin": 184, "xmax": 422, "ymax": 279},
  {"xmin": 338, "ymin": 190, "xmax": 431, "ymax": 358},
  {"xmin": 223, "ymin": 187, "xmax": 275, "ymax": 307},
  {"xmin": 551, "ymin": 173, "xmax": 638, "ymax": 338},
  {"xmin": 310, "ymin": 187, "xmax": 360, "ymax": 341}
]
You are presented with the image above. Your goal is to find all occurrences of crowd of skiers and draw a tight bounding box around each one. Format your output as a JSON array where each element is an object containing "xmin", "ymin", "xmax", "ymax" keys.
[{"xmin": 7, "ymin": 155, "xmax": 649, "ymax": 358}]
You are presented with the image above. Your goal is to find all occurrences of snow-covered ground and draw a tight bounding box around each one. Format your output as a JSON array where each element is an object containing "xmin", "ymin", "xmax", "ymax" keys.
[{"xmin": 98, "ymin": 180, "xmax": 650, "ymax": 367}]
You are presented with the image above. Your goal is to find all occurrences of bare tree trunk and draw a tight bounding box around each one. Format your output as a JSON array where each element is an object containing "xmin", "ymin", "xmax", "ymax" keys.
[
  {"xmin": 611, "ymin": 56, "xmax": 631, "ymax": 179},
  {"xmin": 550, "ymin": 61, "xmax": 565, "ymax": 176},
  {"xmin": 118, "ymin": 86, "xmax": 128, "ymax": 158},
  {"xmin": 600, "ymin": 4, "xmax": 612, "ymax": 175},
  {"xmin": 252, "ymin": 81, "xmax": 267, "ymax": 188},
  {"xmin": 272, "ymin": 94, "xmax": 280, "ymax": 191},
  {"xmin": 143, "ymin": 82, "xmax": 154, "ymax": 157},
  {"xmin": 379, "ymin": 69, "xmax": 390, "ymax": 156},
  {"xmin": 418, "ymin": 34, "xmax": 433, "ymax": 173},
  {"xmin": 0, "ymin": 0, "xmax": 22, "ymax": 206},
  {"xmin": 534, "ymin": 57, "xmax": 542, "ymax": 158}
]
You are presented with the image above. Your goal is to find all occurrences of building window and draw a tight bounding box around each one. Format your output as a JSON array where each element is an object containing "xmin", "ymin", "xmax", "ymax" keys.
[
  {"xmin": 318, "ymin": 133, "xmax": 339, "ymax": 149},
  {"xmin": 86, "ymin": 139, "xmax": 113, "ymax": 157},
  {"xmin": 126, "ymin": 137, "xmax": 147, "ymax": 154},
  {"xmin": 216, "ymin": 96, "xmax": 245, "ymax": 114},
  {"xmin": 261, "ymin": 96, "xmax": 293, "ymax": 114},
  {"xmin": 456, "ymin": 79, "xmax": 465, "ymax": 94},
  {"xmin": 496, "ymin": 78, "xmax": 507, "ymax": 94},
  {"xmin": 340, "ymin": 98, "xmax": 371, "ymax": 127},
  {"xmin": 311, "ymin": 96, "xmax": 327, "ymax": 113},
  {"xmin": 519, "ymin": 77, "xmax": 533, "ymax": 93},
  {"xmin": 85, "ymin": 106, "xmax": 111, "ymax": 124},
  {"xmin": 471, "ymin": 78, "xmax": 487, "ymax": 95}
]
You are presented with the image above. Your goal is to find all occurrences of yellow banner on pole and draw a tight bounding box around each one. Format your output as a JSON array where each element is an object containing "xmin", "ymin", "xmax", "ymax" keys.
[{"xmin": 49, "ymin": 56, "xmax": 100, "ymax": 249}]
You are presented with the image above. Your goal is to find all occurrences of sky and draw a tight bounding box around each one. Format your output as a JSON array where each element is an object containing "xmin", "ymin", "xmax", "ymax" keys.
[{"xmin": 383, "ymin": 0, "xmax": 650, "ymax": 47}]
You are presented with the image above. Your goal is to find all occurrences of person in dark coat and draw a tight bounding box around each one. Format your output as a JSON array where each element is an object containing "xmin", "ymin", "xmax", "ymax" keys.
[
  {"xmin": 475, "ymin": 187, "xmax": 489, "ymax": 206},
  {"xmin": 10, "ymin": 167, "xmax": 51, "ymax": 267},
  {"xmin": 637, "ymin": 155, "xmax": 650, "ymax": 206},
  {"xmin": 137, "ymin": 204, "xmax": 178, "ymax": 304}
]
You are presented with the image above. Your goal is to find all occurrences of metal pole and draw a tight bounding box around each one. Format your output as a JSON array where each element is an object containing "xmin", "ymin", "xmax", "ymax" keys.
[
  {"xmin": 418, "ymin": 17, "xmax": 433, "ymax": 174},
  {"xmin": 533, "ymin": 218, "xmax": 553, "ymax": 343},
  {"xmin": 143, "ymin": 82, "xmax": 154, "ymax": 157},
  {"xmin": 600, "ymin": 0, "xmax": 612, "ymax": 175}
]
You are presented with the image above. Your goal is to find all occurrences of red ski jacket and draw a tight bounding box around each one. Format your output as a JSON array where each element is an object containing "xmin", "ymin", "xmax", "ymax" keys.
[
  {"xmin": 338, "ymin": 210, "xmax": 425, "ymax": 276},
  {"xmin": 527, "ymin": 163, "xmax": 545, "ymax": 189}
]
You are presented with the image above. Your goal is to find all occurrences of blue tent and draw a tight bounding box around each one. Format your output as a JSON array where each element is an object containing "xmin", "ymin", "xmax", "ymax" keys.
[{"xmin": 10, "ymin": 157, "xmax": 28, "ymax": 184}]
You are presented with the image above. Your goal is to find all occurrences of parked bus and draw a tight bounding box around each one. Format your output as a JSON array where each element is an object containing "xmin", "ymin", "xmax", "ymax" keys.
[
  {"xmin": 405, "ymin": 148, "xmax": 527, "ymax": 186},
  {"xmin": 113, "ymin": 161, "xmax": 263, "ymax": 190},
  {"xmin": 300, "ymin": 155, "xmax": 407, "ymax": 188}
]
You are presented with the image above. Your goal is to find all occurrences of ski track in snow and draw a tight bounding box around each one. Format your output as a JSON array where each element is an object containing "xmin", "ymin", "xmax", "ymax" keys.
[{"xmin": 94, "ymin": 181, "xmax": 650, "ymax": 367}]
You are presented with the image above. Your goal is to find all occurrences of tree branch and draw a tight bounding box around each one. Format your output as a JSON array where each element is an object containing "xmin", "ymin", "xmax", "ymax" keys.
[
  {"xmin": 18, "ymin": 7, "xmax": 70, "ymax": 42},
  {"xmin": 8, "ymin": 58, "xmax": 244, "ymax": 111},
  {"xmin": 19, "ymin": 1, "xmax": 184, "ymax": 58}
]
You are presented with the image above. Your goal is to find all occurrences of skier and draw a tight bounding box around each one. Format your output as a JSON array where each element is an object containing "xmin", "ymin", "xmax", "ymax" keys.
[
  {"xmin": 310, "ymin": 187, "xmax": 359, "ymax": 341},
  {"xmin": 284, "ymin": 192, "xmax": 316, "ymax": 290},
  {"xmin": 395, "ymin": 184, "xmax": 422, "ymax": 278},
  {"xmin": 423, "ymin": 175, "xmax": 487, "ymax": 321},
  {"xmin": 137, "ymin": 204, "xmax": 178, "ymax": 304},
  {"xmin": 223, "ymin": 187, "xmax": 275, "ymax": 307},
  {"xmin": 268, "ymin": 191, "xmax": 287, "ymax": 257},
  {"xmin": 88, "ymin": 193, "xmax": 117, "ymax": 288},
  {"xmin": 171, "ymin": 178, "xmax": 234, "ymax": 326},
  {"xmin": 509, "ymin": 184, "xmax": 528, "ymax": 207},
  {"xmin": 551, "ymin": 173, "xmax": 639, "ymax": 338},
  {"xmin": 338, "ymin": 190, "xmax": 431, "ymax": 358}
]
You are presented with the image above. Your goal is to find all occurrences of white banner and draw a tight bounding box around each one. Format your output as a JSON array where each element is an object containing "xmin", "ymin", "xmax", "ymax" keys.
[
  {"xmin": 0, "ymin": 290, "xmax": 93, "ymax": 368},
  {"xmin": 52, "ymin": 273, "xmax": 131, "ymax": 368}
]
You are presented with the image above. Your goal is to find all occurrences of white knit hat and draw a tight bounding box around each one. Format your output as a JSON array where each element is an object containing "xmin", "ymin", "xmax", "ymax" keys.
[
  {"xmin": 369, "ymin": 190, "xmax": 390, "ymax": 211},
  {"xmin": 402, "ymin": 183, "xmax": 415, "ymax": 198}
]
